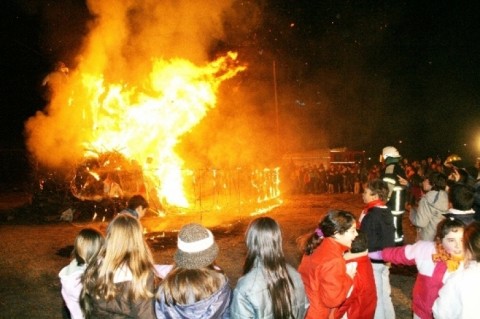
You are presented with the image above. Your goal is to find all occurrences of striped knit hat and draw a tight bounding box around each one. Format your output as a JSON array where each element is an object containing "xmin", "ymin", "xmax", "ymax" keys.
[{"xmin": 174, "ymin": 223, "xmax": 219, "ymax": 269}]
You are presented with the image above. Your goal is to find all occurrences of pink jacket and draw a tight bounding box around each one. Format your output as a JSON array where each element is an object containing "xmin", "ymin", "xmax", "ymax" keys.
[{"xmin": 382, "ymin": 241, "xmax": 450, "ymax": 319}]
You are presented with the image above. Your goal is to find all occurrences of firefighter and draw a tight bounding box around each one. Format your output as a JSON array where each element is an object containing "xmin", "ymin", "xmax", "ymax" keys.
[{"xmin": 381, "ymin": 146, "xmax": 408, "ymax": 245}]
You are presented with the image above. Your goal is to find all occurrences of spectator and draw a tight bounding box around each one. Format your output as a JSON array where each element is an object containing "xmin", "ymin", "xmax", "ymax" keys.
[
  {"xmin": 432, "ymin": 221, "xmax": 480, "ymax": 319},
  {"xmin": 409, "ymin": 172, "xmax": 448, "ymax": 241},
  {"xmin": 59, "ymin": 228, "xmax": 104, "ymax": 319},
  {"xmin": 359, "ymin": 179, "xmax": 396, "ymax": 319},
  {"xmin": 155, "ymin": 223, "xmax": 231, "ymax": 319},
  {"xmin": 121, "ymin": 194, "xmax": 149, "ymax": 219},
  {"xmin": 298, "ymin": 210, "xmax": 358, "ymax": 319},
  {"xmin": 444, "ymin": 183, "xmax": 475, "ymax": 225},
  {"xmin": 231, "ymin": 216, "xmax": 308, "ymax": 319},
  {"xmin": 81, "ymin": 214, "xmax": 157, "ymax": 318},
  {"xmin": 381, "ymin": 217, "xmax": 465, "ymax": 319}
]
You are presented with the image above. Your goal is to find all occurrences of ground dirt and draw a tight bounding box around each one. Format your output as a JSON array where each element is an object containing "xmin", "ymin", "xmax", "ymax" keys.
[{"xmin": 0, "ymin": 193, "xmax": 416, "ymax": 319}]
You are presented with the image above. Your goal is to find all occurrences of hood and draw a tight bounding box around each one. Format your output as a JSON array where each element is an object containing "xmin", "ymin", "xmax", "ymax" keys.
[
  {"xmin": 425, "ymin": 190, "xmax": 449, "ymax": 212},
  {"xmin": 156, "ymin": 279, "xmax": 231, "ymax": 319}
]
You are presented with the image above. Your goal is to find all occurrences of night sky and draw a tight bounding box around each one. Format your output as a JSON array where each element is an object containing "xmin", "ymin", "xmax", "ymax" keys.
[{"xmin": 2, "ymin": 0, "xmax": 480, "ymax": 164}]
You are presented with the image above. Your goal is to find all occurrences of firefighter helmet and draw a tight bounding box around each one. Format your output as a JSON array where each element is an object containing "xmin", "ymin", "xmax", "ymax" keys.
[{"xmin": 382, "ymin": 146, "xmax": 401, "ymax": 159}]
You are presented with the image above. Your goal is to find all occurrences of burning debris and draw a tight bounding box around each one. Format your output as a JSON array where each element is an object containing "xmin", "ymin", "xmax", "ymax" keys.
[
  {"xmin": 30, "ymin": 149, "xmax": 282, "ymax": 223},
  {"xmin": 24, "ymin": 0, "xmax": 283, "ymax": 225}
]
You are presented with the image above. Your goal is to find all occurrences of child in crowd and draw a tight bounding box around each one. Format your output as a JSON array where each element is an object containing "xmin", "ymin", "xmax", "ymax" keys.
[
  {"xmin": 59, "ymin": 228, "xmax": 104, "ymax": 319},
  {"xmin": 120, "ymin": 194, "xmax": 149, "ymax": 219},
  {"xmin": 359, "ymin": 179, "xmax": 396, "ymax": 319},
  {"xmin": 409, "ymin": 172, "xmax": 448, "ymax": 241},
  {"xmin": 338, "ymin": 230, "xmax": 377, "ymax": 319},
  {"xmin": 298, "ymin": 210, "xmax": 358, "ymax": 319},
  {"xmin": 155, "ymin": 223, "xmax": 231, "ymax": 319},
  {"xmin": 231, "ymin": 216, "xmax": 308, "ymax": 319},
  {"xmin": 380, "ymin": 218, "xmax": 465, "ymax": 319},
  {"xmin": 433, "ymin": 221, "xmax": 480, "ymax": 318},
  {"xmin": 81, "ymin": 214, "xmax": 157, "ymax": 318},
  {"xmin": 444, "ymin": 183, "xmax": 475, "ymax": 225}
]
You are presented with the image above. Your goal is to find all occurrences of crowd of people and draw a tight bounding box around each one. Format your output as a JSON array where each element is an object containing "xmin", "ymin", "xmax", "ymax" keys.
[{"xmin": 58, "ymin": 145, "xmax": 480, "ymax": 318}]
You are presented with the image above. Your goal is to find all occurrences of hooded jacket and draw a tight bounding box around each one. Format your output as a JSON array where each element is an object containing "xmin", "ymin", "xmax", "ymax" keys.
[
  {"xmin": 155, "ymin": 279, "xmax": 231, "ymax": 319},
  {"xmin": 59, "ymin": 259, "xmax": 86, "ymax": 319},
  {"xmin": 410, "ymin": 190, "xmax": 448, "ymax": 241}
]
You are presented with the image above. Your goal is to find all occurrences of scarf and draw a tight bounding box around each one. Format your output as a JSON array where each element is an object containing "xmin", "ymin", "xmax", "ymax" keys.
[
  {"xmin": 363, "ymin": 199, "xmax": 386, "ymax": 213},
  {"xmin": 432, "ymin": 241, "xmax": 464, "ymax": 272},
  {"xmin": 359, "ymin": 199, "xmax": 386, "ymax": 225}
]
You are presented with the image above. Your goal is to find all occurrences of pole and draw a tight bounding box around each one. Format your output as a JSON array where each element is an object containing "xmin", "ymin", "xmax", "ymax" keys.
[{"xmin": 273, "ymin": 61, "xmax": 280, "ymax": 155}]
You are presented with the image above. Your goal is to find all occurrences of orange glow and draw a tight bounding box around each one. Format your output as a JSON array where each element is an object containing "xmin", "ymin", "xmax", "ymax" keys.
[
  {"xmin": 31, "ymin": 52, "xmax": 245, "ymax": 208},
  {"xmin": 24, "ymin": 0, "xmax": 285, "ymax": 214}
]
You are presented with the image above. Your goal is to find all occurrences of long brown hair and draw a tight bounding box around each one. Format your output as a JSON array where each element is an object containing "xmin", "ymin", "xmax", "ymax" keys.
[
  {"xmin": 244, "ymin": 217, "xmax": 295, "ymax": 319},
  {"xmin": 81, "ymin": 214, "xmax": 155, "ymax": 317}
]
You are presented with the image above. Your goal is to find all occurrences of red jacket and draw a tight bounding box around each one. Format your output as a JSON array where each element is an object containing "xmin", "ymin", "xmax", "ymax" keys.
[
  {"xmin": 335, "ymin": 255, "xmax": 377, "ymax": 319},
  {"xmin": 298, "ymin": 237, "xmax": 353, "ymax": 319}
]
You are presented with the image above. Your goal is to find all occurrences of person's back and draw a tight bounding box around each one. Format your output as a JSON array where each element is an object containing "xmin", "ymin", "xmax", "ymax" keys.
[
  {"xmin": 234, "ymin": 263, "xmax": 306, "ymax": 319},
  {"xmin": 59, "ymin": 228, "xmax": 104, "ymax": 319},
  {"xmin": 410, "ymin": 172, "xmax": 448, "ymax": 241},
  {"xmin": 155, "ymin": 223, "xmax": 231, "ymax": 319},
  {"xmin": 231, "ymin": 217, "xmax": 308, "ymax": 319},
  {"xmin": 445, "ymin": 183, "xmax": 475, "ymax": 225},
  {"xmin": 81, "ymin": 214, "xmax": 156, "ymax": 319}
]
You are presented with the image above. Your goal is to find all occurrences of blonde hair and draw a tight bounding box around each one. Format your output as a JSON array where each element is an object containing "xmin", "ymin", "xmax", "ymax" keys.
[{"xmin": 81, "ymin": 214, "xmax": 155, "ymax": 315}]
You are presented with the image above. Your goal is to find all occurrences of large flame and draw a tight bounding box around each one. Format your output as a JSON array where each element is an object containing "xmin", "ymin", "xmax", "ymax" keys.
[
  {"xmin": 25, "ymin": 0, "xmax": 245, "ymax": 208},
  {"xmin": 88, "ymin": 53, "xmax": 245, "ymax": 206},
  {"xmin": 35, "ymin": 53, "xmax": 244, "ymax": 207}
]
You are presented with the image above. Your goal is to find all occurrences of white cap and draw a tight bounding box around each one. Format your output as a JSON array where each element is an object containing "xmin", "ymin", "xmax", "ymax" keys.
[{"xmin": 382, "ymin": 146, "xmax": 400, "ymax": 158}]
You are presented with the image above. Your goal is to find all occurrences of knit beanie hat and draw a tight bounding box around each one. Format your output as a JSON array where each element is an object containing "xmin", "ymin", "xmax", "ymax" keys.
[{"xmin": 174, "ymin": 223, "xmax": 219, "ymax": 269}]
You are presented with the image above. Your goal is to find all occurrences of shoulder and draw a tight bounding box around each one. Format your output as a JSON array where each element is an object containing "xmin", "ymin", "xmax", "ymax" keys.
[{"xmin": 59, "ymin": 259, "xmax": 85, "ymax": 278}]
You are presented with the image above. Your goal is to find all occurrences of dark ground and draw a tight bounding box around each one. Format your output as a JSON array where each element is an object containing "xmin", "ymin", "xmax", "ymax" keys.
[{"xmin": 0, "ymin": 192, "xmax": 415, "ymax": 319}]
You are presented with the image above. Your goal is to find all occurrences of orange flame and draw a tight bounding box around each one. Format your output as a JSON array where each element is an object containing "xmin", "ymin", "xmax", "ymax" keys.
[
  {"xmin": 25, "ymin": 0, "xmax": 250, "ymax": 209},
  {"xmin": 79, "ymin": 53, "xmax": 245, "ymax": 207}
]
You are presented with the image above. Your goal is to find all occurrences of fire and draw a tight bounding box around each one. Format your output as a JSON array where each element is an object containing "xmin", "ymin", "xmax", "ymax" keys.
[
  {"xmin": 25, "ymin": 0, "xmax": 265, "ymax": 212},
  {"xmin": 78, "ymin": 53, "xmax": 245, "ymax": 207}
]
